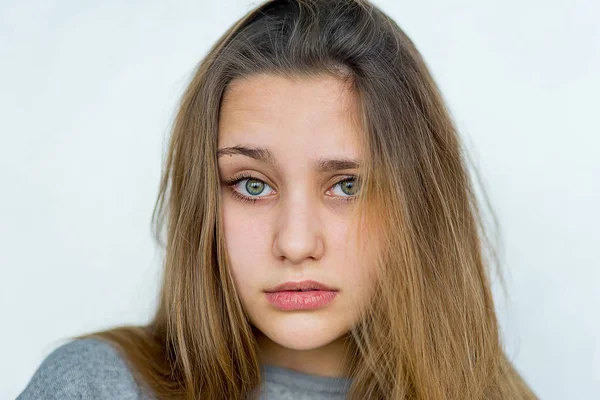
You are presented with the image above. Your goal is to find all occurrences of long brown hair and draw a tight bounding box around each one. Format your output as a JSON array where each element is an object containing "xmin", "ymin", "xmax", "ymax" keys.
[{"xmin": 78, "ymin": 0, "xmax": 537, "ymax": 398}]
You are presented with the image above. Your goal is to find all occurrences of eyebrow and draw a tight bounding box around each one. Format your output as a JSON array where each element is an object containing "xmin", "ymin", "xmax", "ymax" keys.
[{"xmin": 217, "ymin": 145, "xmax": 361, "ymax": 172}]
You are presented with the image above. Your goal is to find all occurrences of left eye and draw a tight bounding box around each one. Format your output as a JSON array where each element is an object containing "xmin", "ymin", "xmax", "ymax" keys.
[{"xmin": 330, "ymin": 178, "xmax": 360, "ymax": 197}]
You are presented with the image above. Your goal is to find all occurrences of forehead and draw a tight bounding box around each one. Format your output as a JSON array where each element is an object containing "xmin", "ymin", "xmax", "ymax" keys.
[{"xmin": 217, "ymin": 73, "xmax": 362, "ymax": 160}]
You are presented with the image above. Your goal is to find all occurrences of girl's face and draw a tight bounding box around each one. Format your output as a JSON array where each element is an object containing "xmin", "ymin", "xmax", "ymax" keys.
[{"xmin": 217, "ymin": 73, "xmax": 375, "ymax": 364}]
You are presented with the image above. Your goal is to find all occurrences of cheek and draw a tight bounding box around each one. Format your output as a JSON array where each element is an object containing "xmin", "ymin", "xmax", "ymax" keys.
[
  {"xmin": 330, "ymin": 220, "xmax": 376, "ymax": 293},
  {"xmin": 222, "ymin": 201, "xmax": 271, "ymax": 287},
  {"xmin": 329, "ymin": 223, "xmax": 362, "ymax": 283}
]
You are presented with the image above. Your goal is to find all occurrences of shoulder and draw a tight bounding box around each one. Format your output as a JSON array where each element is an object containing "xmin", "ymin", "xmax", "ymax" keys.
[{"xmin": 18, "ymin": 338, "xmax": 152, "ymax": 400}]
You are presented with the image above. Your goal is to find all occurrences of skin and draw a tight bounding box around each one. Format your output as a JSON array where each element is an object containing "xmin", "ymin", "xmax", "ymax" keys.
[{"xmin": 217, "ymin": 73, "xmax": 375, "ymax": 378}]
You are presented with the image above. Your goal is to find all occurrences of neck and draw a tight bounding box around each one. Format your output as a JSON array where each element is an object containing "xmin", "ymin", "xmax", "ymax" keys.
[{"xmin": 255, "ymin": 330, "xmax": 354, "ymax": 378}]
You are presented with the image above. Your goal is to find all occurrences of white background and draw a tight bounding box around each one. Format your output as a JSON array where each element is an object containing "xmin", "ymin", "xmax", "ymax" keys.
[{"xmin": 1, "ymin": 0, "xmax": 598, "ymax": 398}]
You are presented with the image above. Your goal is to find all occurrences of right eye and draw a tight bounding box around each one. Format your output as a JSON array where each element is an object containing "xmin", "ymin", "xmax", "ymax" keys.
[{"xmin": 223, "ymin": 174, "xmax": 276, "ymax": 204}]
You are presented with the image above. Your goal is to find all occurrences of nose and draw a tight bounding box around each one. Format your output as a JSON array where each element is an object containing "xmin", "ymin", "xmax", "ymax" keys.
[{"xmin": 272, "ymin": 191, "xmax": 325, "ymax": 264}]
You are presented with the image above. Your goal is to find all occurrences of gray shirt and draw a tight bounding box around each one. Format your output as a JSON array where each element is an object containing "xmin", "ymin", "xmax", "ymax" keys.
[{"xmin": 17, "ymin": 338, "xmax": 352, "ymax": 399}]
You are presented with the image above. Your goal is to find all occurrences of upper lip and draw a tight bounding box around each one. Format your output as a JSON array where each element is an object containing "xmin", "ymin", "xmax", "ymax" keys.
[{"xmin": 264, "ymin": 280, "xmax": 337, "ymax": 292}]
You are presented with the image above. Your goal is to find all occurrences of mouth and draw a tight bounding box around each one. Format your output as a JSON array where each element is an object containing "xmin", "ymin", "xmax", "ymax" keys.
[
  {"xmin": 264, "ymin": 288, "xmax": 338, "ymax": 310},
  {"xmin": 264, "ymin": 279, "xmax": 337, "ymax": 293}
]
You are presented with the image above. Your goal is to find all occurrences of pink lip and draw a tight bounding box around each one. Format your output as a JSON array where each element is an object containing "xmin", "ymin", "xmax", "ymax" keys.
[
  {"xmin": 265, "ymin": 290, "xmax": 337, "ymax": 311},
  {"xmin": 264, "ymin": 280, "xmax": 337, "ymax": 292},
  {"xmin": 264, "ymin": 280, "xmax": 338, "ymax": 311}
]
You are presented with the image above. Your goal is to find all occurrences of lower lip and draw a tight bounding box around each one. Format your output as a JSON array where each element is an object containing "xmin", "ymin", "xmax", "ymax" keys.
[{"xmin": 265, "ymin": 290, "xmax": 338, "ymax": 311}]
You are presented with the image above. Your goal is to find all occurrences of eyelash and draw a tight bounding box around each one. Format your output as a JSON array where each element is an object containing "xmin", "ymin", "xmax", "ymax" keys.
[{"xmin": 222, "ymin": 173, "xmax": 359, "ymax": 205}]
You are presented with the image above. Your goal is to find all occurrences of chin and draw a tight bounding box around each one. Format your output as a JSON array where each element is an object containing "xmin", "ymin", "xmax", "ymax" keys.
[
  {"xmin": 269, "ymin": 334, "xmax": 337, "ymax": 351},
  {"xmin": 258, "ymin": 316, "xmax": 349, "ymax": 351}
]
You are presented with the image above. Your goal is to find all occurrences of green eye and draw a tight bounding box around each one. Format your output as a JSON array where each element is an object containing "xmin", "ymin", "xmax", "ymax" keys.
[
  {"xmin": 245, "ymin": 179, "xmax": 265, "ymax": 195},
  {"xmin": 339, "ymin": 178, "xmax": 359, "ymax": 196}
]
